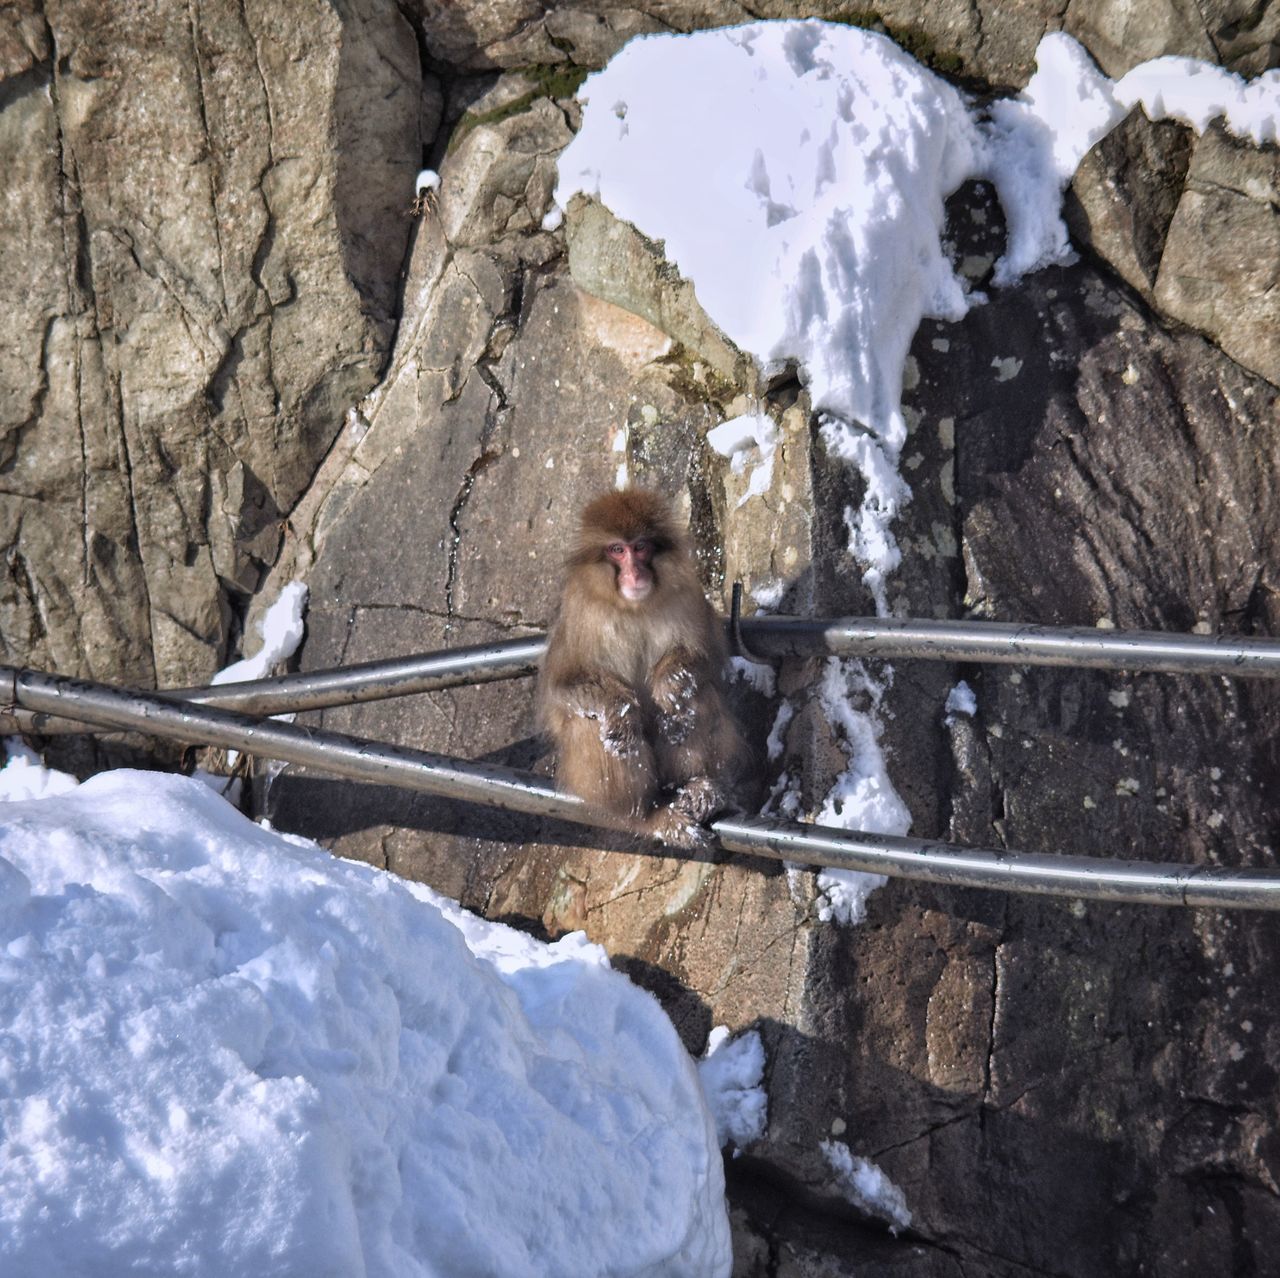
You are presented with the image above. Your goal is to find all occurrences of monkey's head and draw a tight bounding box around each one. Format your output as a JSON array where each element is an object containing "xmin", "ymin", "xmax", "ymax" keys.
[{"xmin": 571, "ymin": 488, "xmax": 684, "ymax": 607}]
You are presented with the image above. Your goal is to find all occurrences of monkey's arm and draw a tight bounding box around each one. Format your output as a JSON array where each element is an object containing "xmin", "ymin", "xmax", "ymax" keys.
[
  {"xmin": 649, "ymin": 643, "xmax": 747, "ymax": 815},
  {"xmin": 650, "ymin": 646, "xmax": 721, "ymax": 744},
  {"xmin": 546, "ymin": 670, "xmax": 638, "ymax": 725},
  {"xmin": 539, "ymin": 670, "xmax": 658, "ymax": 818}
]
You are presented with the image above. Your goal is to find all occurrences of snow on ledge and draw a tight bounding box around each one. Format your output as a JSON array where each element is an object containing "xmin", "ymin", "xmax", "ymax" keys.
[
  {"xmin": 821, "ymin": 1138, "xmax": 912, "ymax": 1234},
  {"xmin": 211, "ymin": 580, "xmax": 309, "ymax": 686}
]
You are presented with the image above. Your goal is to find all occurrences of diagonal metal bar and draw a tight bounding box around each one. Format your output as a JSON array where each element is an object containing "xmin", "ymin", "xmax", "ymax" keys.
[
  {"xmin": 0, "ymin": 636, "xmax": 547, "ymax": 735},
  {"xmin": 3, "ymin": 663, "xmax": 1278, "ymax": 911}
]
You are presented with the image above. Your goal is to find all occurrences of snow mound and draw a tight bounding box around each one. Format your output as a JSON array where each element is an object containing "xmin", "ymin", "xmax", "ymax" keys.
[
  {"xmin": 0, "ymin": 742, "xmax": 79, "ymax": 803},
  {"xmin": 0, "ymin": 771, "xmax": 730, "ymax": 1276},
  {"xmin": 556, "ymin": 22, "xmax": 980, "ymax": 441}
]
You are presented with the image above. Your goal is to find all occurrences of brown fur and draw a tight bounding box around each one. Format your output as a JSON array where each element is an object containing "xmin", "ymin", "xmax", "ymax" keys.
[{"xmin": 538, "ymin": 489, "xmax": 747, "ymax": 847}]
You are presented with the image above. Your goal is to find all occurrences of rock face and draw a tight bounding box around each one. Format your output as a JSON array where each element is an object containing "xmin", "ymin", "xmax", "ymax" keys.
[
  {"xmin": 408, "ymin": 0, "xmax": 1278, "ymax": 82},
  {"xmin": 1069, "ymin": 112, "xmax": 1280, "ymax": 385},
  {"xmin": 5, "ymin": 2, "xmax": 1280, "ymax": 1275},
  {"xmin": 0, "ymin": 0, "xmax": 419, "ymax": 689}
]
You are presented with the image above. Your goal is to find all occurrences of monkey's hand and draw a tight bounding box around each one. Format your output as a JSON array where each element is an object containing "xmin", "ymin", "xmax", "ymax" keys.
[
  {"xmin": 672, "ymin": 776, "xmax": 727, "ymax": 823},
  {"xmin": 651, "ymin": 663, "xmax": 699, "ymax": 745}
]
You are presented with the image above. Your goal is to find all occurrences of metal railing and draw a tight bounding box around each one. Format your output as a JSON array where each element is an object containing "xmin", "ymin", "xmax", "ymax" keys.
[
  {"xmin": 0, "ymin": 636, "xmax": 547, "ymax": 735},
  {"xmin": 6, "ymin": 613, "xmax": 1279, "ymax": 738},
  {"xmin": 4, "ymin": 660, "xmax": 1279, "ymax": 911},
  {"xmin": 736, "ymin": 615, "xmax": 1280, "ymax": 677}
]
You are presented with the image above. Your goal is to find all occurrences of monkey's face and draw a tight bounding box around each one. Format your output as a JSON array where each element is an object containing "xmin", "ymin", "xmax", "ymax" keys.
[{"xmin": 605, "ymin": 537, "xmax": 655, "ymax": 603}]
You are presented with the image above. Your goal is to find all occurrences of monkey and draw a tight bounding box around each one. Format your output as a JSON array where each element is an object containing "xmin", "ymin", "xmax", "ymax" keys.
[{"xmin": 537, "ymin": 488, "xmax": 747, "ymax": 849}]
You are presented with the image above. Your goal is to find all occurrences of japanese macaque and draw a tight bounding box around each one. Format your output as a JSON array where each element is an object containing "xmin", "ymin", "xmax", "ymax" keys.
[{"xmin": 537, "ymin": 488, "xmax": 746, "ymax": 849}]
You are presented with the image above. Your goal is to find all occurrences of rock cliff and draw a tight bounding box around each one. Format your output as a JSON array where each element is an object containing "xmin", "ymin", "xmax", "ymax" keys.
[{"xmin": 3, "ymin": 2, "xmax": 1278, "ymax": 1273}]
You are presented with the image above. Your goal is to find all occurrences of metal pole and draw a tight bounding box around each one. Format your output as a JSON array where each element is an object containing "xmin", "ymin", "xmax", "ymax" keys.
[
  {"xmin": 5, "ymin": 613, "xmax": 1278, "ymax": 737},
  {"xmin": 0, "ymin": 635, "xmax": 547, "ymax": 736},
  {"xmin": 741, "ymin": 616, "xmax": 1280, "ymax": 677},
  {"xmin": 4, "ymin": 664, "xmax": 1279, "ymax": 911},
  {"xmin": 174, "ymin": 635, "xmax": 545, "ymax": 713},
  {"xmin": 2, "ymin": 664, "xmax": 602, "ymax": 830}
]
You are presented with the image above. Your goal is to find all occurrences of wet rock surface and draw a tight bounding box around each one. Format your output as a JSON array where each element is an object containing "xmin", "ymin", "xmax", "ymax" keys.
[{"xmin": 5, "ymin": 3, "xmax": 1280, "ymax": 1274}]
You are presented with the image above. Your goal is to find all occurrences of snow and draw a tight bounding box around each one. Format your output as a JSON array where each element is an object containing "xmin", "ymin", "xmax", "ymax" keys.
[
  {"xmin": 414, "ymin": 167, "xmax": 440, "ymax": 195},
  {"xmin": 751, "ymin": 579, "xmax": 786, "ymax": 609},
  {"xmin": 1116, "ymin": 59, "xmax": 1279, "ymax": 145},
  {"xmin": 765, "ymin": 701, "xmax": 795, "ymax": 763},
  {"xmin": 613, "ymin": 422, "xmax": 631, "ymax": 488},
  {"xmin": 698, "ymin": 1027, "xmax": 768, "ymax": 1151},
  {"xmin": 0, "ymin": 771, "xmax": 731, "ymax": 1276},
  {"xmin": 0, "ymin": 742, "xmax": 78, "ymax": 803},
  {"xmin": 707, "ymin": 412, "xmax": 780, "ymax": 508},
  {"xmin": 209, "ymin": 581, "xmax": 309, "ymax": 768},
  {"xmin": 813, "ymin": 658, "xmax": 911, "ymax": 925},
  {"xmin": 211, "ymin": 581, "xmax": 308, "ymax": 686},
  {"xmin": 730, "ymin": 654, "xmax": 777, "ymax": 698},
  {"xmin": 980, "ymin": 32, "xmax": 1125, "ymax": 284},
  {"xmin": 821, "ymin": 1138, "xmax": 912, "ymax": 1233},
  {"xmin": 944, "ymin": 680, "xmax": 977, "ymax": 724}
]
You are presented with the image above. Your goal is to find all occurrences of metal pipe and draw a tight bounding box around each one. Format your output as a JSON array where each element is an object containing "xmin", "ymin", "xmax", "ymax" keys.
[
  {"xmin": 741, "ymin": 616, "xmax": 1280, "ymax": 677},
  {"xmin": 709, "ymin": 819, "xmax": 1279, "ymax": 912},
  {"xmin": 5, "ymin": 664, "xmax": 1279, "ymax": 911},
  {"xmin": 172, "ymin": 635, "xmax": 546, "ymax": 713},
  {"xmin": 0, "ymin": 635, "xmax": 547, "ymax": 736},
  {"xmin": 6, "ymin": 613, "xmax": 1278, "ymax": 738},
  {"xmin": 5, "ymin": 664, "xmax": 605, "ymax": 830}
]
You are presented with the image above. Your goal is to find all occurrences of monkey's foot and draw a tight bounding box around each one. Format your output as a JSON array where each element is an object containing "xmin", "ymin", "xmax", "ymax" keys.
[
  {"xmin": 646, "ymin": 778, "xmax": 727, "ymax": 850},
  {"xmin": 671, "ymin": 776, "xmax": 726, "ymax": 823},
  {"xmin": 648, "ymin": 804, "xmax": 713, "ymax": 851}
]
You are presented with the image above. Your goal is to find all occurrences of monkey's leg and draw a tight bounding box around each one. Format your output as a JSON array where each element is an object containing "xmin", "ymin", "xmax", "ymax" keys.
[{"xmin": 551, "ymin": 680, "xmax": 658, "ymax": 817}]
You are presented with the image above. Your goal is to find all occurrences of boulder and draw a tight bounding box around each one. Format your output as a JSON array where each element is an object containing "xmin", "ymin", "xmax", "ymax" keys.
[{"xmin": 1071, "ymin": 113, "xmax": 1280, "ymax": 387}]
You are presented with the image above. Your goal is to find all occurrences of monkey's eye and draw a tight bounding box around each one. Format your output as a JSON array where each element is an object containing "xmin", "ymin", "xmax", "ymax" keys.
[
  {"xmin": 606, "ymin": 543, "xmax": 626, "ymax": 560},
  {"xmin": 632, "ymin": 538, "xmax": 653, "ymax": 556}
]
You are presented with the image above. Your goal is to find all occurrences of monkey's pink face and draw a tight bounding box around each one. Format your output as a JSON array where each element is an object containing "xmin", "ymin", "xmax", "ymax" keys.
[{"xmin": 605, "ymin": 538, "xmax": 655, "ymax": 602}]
